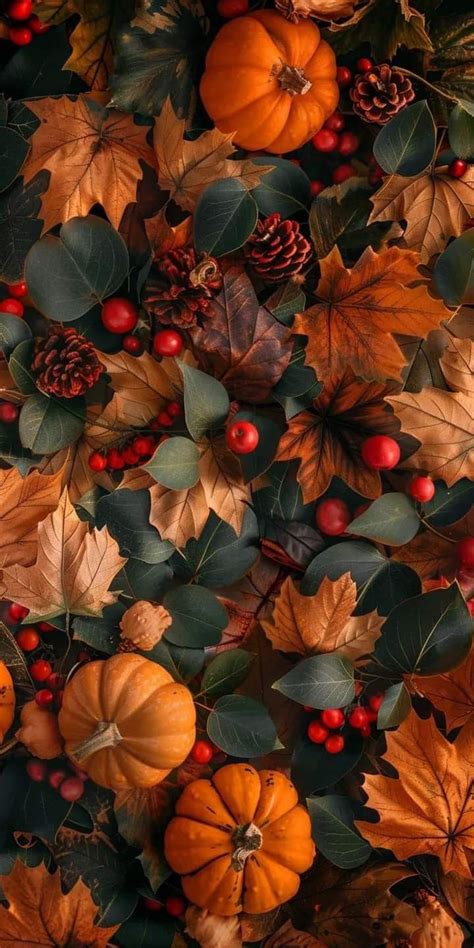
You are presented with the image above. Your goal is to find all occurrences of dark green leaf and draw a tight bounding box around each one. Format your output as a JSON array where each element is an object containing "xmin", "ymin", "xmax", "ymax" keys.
[
  {"xmin": 0, "ymin": 761, "xmax": 74, "ymax": 842},
  {"xmin": 180, "ymin": 362, "xmax": 229, "ymax": 441},
  {"xmin": 273, "ymin": 654, "xmax": 355, "ymax": 709},
  {"xmin": 0, "ymin": 127, "xmax": 29, "ymax": 194},
  {"xmin": 145, "ymin": 436, "xmax": 200, "ymax": 490},
  {"xmin": 235, "ymin": 411, "xmax": 282, "ymax": 482},
  {"xmin": 96, "ymin": 489, "xmax": 173, "ymax": 564},
  {"xmin": 448, "ymin": 104, "xmax": 474, "ymax": 159},
  {"xmin": 292, "ymin": 732, "xmax": 364, "ymax": 795},
  {"xmin": 0, "ymin": 25, "xmax": 84, "ymax": 98},
  {"xmin": 171, "ymin": 510, "xmax": 259, "ymax": 587},
  {"xmin": 433, "ymin": 230, "xmax": 474, "ymax": 306},
  {"xmin": 164, "ymin": 585, "xmax": 228, "ymax": 647},
  {"xmin": 266, "ymin": 282, "xmax": 306, "ymax": 326},
  {"xmin": 0, "ymin": 312, "xmax": 32, "ymax": 357},
  {"xmin": 377, "ymin": 682, "xmax": 412, "ymax": 728},
  {"xmin": 167, "ymin": 642, "xmax": 204, "ymax": 682},
  {"xmin": 8, "ymin": 339, "xmax": 37, "ymax": 394},
  {"xmin": 273, "ymin": 343, "xmax": 322, "ymax": 419},
  {"xmin": 423, "ymin": 479, "xmax": 474, "ymax": 526},
  {"xmin": 0, "ymin": 172, "xmax": 46, "ymax": 284},
  {"xmin": 349, "ymin": 493, "xmax": 420, "ymax": 546},
  {"xmin": 194, "ymin": 178, "xmax": 258, "ymax": 257},
  {"xmin": 117, "ymin": 913, "xmax": 176, "ymax": 948},
  {"xmin": 73, "ymin": 603, "xmax": 126, "ymax": 654},
  {"xmin": 310, "ymin": 184, "xmax": 370, "ymax": 258},
  {"xmin": 251, "ymin": 157, "xmax": 310, "ymax": 218},
  {"xmin": 19, "ymin": 393, "xmax": 86, "ymax": 454},
  {"xmin": 373, "ymin": 101, "xmax": 436, "ymax": 175},
  {"xmin": 201, "ymin": 649, "xmax": 254, "ymax": 698},
  {"xmin": 307, "ymin": 795, "xmax": 371, "ymax": 869},
  {"xmin": 207, "ymin": 694, "xmax": 279, "ymax": 758},
  {"xmin": 114, "ymin": 559, "xmax": 172, "ymax": 602}
]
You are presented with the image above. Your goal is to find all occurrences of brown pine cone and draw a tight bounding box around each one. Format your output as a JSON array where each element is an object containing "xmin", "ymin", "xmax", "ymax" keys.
[
  {"xmin": 245, "ymin": 213, "xmax": 312, "ymax": 283},
  {"xmin": 350, "ymin": 64, "xmax": 415, "ymax": 124},
  {"xmin": 32, "ymin": 327, "xmax": 103, "ymax": 398},
  {"xmin": 142, "ymin": 247, "xmax": 222, "ymax": 328}
]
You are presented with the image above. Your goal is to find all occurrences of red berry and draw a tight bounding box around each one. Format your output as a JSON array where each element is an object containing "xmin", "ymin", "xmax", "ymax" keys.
[
  {"xmin": 143, "ymin": 897, "xmax": 162, "ymax": 912},
  {"xmin": 321, "ymin": 708, "xmax": 345, "ymax": 729},
  {"xmin": 8, "ymin": 25, "xmax": 32, "ymax": 44},
  {"xmin": 336, "ymin": 65, "xmax": 352, "ymax": 87},
  {"xmin": 1, "ymin": 298, "xmax": 24, "ymax": 317},
  {"xmin": 225, "ymin": 420, "xmax": 259, "ymax": 455},
  {"xmin": 121, "ymin": 445, "xmax": 140, "ymax": 466},
  {"xmin": 0, "ymin": 402, "xmax": 19, "ymax": 423},
  {"xmin": 48, "ymin": 769, "xmax": 67, "ymax": 789},
  {"xmin": 27, "ymin": 13, "xmax": 50, "ymax": 33},
  {"xmin": 324, "ymin": 111, "xmax": 345, "ymax": 132},
  {"xmin": 457, "ymin": 537, "xmax": 474, "ymax": 570},
  {"xmin": 167, "ymin": 401, "xmax": 183, "ymax": 418},
  {"xmin": 354, "ymin": 681, "xmax": 363, "ymax": 697},
  {"xmin": 46, "ymin": 672, "xmax": 64, "ymax": 691},
  {"xmin": 133, "ymin": 435, "xmax": 155, "ymax": 457},
  {"xmin": 7, "ymin": 0, "xmax": 32, "ymax": 19},
  {"xmin": 360, "ymin": 724, "xmax": 372, "ymax": 738},
  {"xmin": 38, "ymin": 622, "xmax": 55, "ymax": 633},
  {"xmin": 361, "ymin": 435, "xmax": 400, "ymax": 471},
  {"xmin": 59, "ymin": 777, "xmax": 85, "ymax": 802},
  {"xmin": 366, "ymin": 708, "xmax": 378, "ymax": 724},
  {"xmin": 165, "ymin": 896, "xmax": 186, "ymax": 918},
  {"xmin": 30, "ymin": 659, "xmax": 52, "ymax": 683},
  {"xmin": 312, "ymin": 129, "xmax": 339, "ymax": 153},
  {"xmin": 408, "ymin": 476, "xmax": 435, "ymax": 503},
  {"xmin": 35, "ymin": 688, "xmax": 54, "ymax": 708},
  {"xmin": 348, "ymin": 707, "xmax": 369, "ymax": 729},
  {"xmin": 156, "ymin": 410, "xmax": 173, "ymax": 428},
  {"xmin": 307, "ymin": 720, "xmax": 329, "ymax": 744},
  {"xmin": 153, "ymin": 329, "xmax": 183, "ymax": 357},
  {"xmin": 325, "ymin": 734, "xmax": 345, "ymax": 754},
  {"xmin": 16, "ymin": 627, "xmax": 39, "ymax": 652},
  {"xmin": 356, "ymin": 57, "xmax": 373, "ymax": 73},
  {"xmin": 332, "ymin": 163, "xmax": 354, "ymax": 185},
  {"xmin": 369, "ymin": 693, "xmax": 384, "ymax": 712},
  {"xmin": 106, "ymin": 448, "xmax": 125, "ymax": 470},
  {"xmin": 122, "ymin": 333, "xmax": 143, "ymax": 355},
  {"xmin": 190, "ymin": 739, "xmax": 214, "ymax": 764},
  {"xmin": 337, "ymin": 132, "xmax": 359, "ymax": 157},
  {"xmin": 101, "ymin": 298, "xmax": 138, "ymax": 334},
  {"xmin": 217, "ymin": 0, "xmax": 249, "ymax": 16},
  {"xmin": 6, "ymin": 602, "xmax": 29, "ymax": 622},
  {"xmin": 310, "ymin": 180, "xmax": 325, "ymax": 197},
  {"xmin": 6, "ymin": 281, "xmax": 27, "ymax": 297},
  {"xmin": 468, "ymin": 599, "xmax": 474, "ymax": 618},
  {"xmin": 315, "ymin": 498, "xmax": 350, "ymax": 536},
  {"xmin": 26, "ymin": 759, "xmax": 47, "ymax": 782},
  {"xmin": 448, "ymin": 159, "xmax": 467, "ymax": 179},
  {"xmin": 88, "ymin": 451, "xmax": 107, "ymax": 472}
]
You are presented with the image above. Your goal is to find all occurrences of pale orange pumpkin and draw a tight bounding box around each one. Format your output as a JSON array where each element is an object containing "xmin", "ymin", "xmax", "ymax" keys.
[
  {"xmin": 164, "ymin": 763, "xmax": 315, "ymax": 916},
  {"xmin": 58, "ymin": 653, "xmax": 196, "ymax": 790},
  {"xmin": 0, "ymin": 660, "xmax": 15, "ymax": 743},
  {"xmin": 200, "ymin": 10, "xmax": 339, "ymax": 153}
]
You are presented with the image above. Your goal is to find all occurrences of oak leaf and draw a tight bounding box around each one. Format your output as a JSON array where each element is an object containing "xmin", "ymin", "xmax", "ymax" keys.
[
  {"xmin": 149, "ymin": 480, "xmax": 208, "ymax": 547},
  {"xmin": 276, "ymin": 368, "xmax": 399, "ymax": 502},
  {"xmin": 189, "ymin": 267, "xmax": 293, "ymax": 402},
  {"xmin": 261, "ymin": 573, "xmax": 382, "ymax": 663},
  {"xmin": 0, "ymin": 488, "xmax": 126, "ymax": 620},
  {"xmin": 392, "ymin": 507, "xmax": 473, "ymax": 579},
  {"xmin": 100, "ymin": 350, "xmax": 182, "ymax": 427},
  {"xmin": 294, "ymin": 246, "xmax": 450, "ymax": 382},
  {"xmin": 0, "ymin": 860, "xmax": 118, "ymax": 946},
  {"xmin": 0, "ymin": 466, "xmax": 64, "ymax": 569},
  {"xmin": 411, "ymin": 645, "xmax": 474, "ymax": 731},
  {"xmin": 356, "ymin": 711, "xmax": 474, "ymax": 877},
  {"xmin": 154, "ymin": 99, "xmax": 272, "ymax": 214},
  {"xmin": 369, "ymin": 166, "xmax": 474, "ymax": 263},
  {"xmin": 387, "ymin": 388, "xmax": 474, "ymax": 485},
  {"xmin": 440, "ymin": 336, "xmax": 474, "ymax": 396},
  {"xmin": 199, "ymin": 437, "xmax": 250, "ymax": 534},
  {"xmin": 22, "ymin": 95, "xmax": 157, "ymax": 232}
]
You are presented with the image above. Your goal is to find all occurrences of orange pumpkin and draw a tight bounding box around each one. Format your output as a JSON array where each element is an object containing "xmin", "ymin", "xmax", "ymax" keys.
[
  {"xmin": 58, "ymin": 653, "xmax": 196, "ymax": 790},
  {"xmin": 0, "ymin": 660, "xmax": 15, "ymax": 743},
  {"xmin": 200, "ymin": 10, "xmax": 339, "ymax": 154},
  {"xmin": 164, "ymin": 763, "xmax": 315, "ymax": 916}
]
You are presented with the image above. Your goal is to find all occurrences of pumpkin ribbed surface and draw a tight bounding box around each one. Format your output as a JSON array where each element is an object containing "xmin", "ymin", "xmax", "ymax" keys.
[{"xmin": 0, "ymin": 660, "xmax": 15, "ymax": 743}]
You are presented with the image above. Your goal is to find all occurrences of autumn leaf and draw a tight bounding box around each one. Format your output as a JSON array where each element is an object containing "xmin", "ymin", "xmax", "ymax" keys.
[
  {"xmin": 387, "ymin": 388, "xmax": 474, "ymax": 485},
  {"xmin": 356, "ymin": 711, "xmax": 474, "ymax": 877},
  {"xmin": 189, "ymin": 267, "xmax": 293, "ymax": 403},
  {"xmin": 265, "ymin": 920, "xmax": 326, "ymax": 947},
  {"xmin": 0, "ymin": 860, "xmax": 118, "ymax": 946},
  {"xmin": 0, "ymin": 465, "xmax": 64, "ymax": 569},
  {"xmin": 63, "ymin": 0, "xmax": 134, "ymax": 91},
  {"xmin": 35, "ymin": 0, "xmax": 76, "ymax": 26},
  {"xmin": 392, "ymin": 508, "xmax": 473, "ymax": 580},
  {"xmin": 149, "ymin": 480, "xmax": 208, "ymax": 548},
  {"xmin": 261, "ymin": 573, "xmax": 382, "ymax": 664},
  {"xmin": 276, "ymin": 368, "xmax": 399, "ymax": 502},
  {"xmin": 144, "ymin": 205, "xmax": 193, "ymax": 258},
  {"xmin": 440, "ymin": 336, "xmax": 474, "ymax": 395},
  {"xmin": 100, "ymin": 350, "xmax": 182, "ymax": 427},
  {"xmin": 369, "ymin": 166, "xmax": 474, "ymax": 263},
  {"xmin": 0, "ymin": 488, "xmax": 126, "ymax": 620},
  {"xmin": 199, "ymin": 437, "xmax": 251, "ymax": 534},
  {"xmin": 21, "ymin": 95, "xmax": 157, "ymax": 232},
  {"xmin": 114, "ymin": 783, "xmax": 173, "ymax": 891},
  {"xmin": 294, "ymin": 245, "xmax": 450, "ymax": 383},
  {"xmin": 411, "ymin": 645, "xmax": 474, "ymax": 731}
]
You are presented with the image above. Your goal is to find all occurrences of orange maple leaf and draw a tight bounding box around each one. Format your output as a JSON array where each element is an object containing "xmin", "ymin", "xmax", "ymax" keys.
[{"xmin": 411, "ymin": 645, "xmax": 474, "ymax": 732}]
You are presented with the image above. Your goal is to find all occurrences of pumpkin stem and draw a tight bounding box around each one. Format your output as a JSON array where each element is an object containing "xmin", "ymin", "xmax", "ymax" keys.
[
  {"xmin": 231, "ymin": 821, "xmax": 263, "ymax": 870},
  {"xmin": 73, "ymin": 721, "xmax": 122, "ymax": 761},
  {"xmin": 277, "ymin": 64, "xmax": 312, "ymax": 96}
]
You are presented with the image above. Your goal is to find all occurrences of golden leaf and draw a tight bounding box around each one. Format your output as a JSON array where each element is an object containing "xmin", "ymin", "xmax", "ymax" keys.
[
  {"xmin": 0, "ymin": 466, "xmax": 64, "ymax": 569},
  {"xmin": 199, "ymin": 437, "xmax": 250, "ymax": 534},
  {"xmin": 35, "ymin": 0, "xmax": 76, "ymax": 26},
  {"xmin": 100, "ymin": 350, "xmax": 181, "ymax": 427},
  {"xmin": 440, "ymin": 336, "xmax": 474, "ymax": 396},
  {"xmin": 369, "ymin": 166, "xmax": 474, "ymax": 263},
  {"xmin": 0, "ymin": 488, "xmax": 126, "ymax": 620},
  {"xmin": 410, "ymin": 645, "xmax": 474, "ymax": 731},
  {"xmin": 149, "ymin": 481, "xmax": 208, "ymax": 547},
  {"xmin": 356, "ymin": 711, "xmax": 474, "ymax": 877},
  {"xmin": 0, "ymin": 860, "xmax": 118, "ymax": 946},
  {"xmin": 144, "ymin": 206, "xmax": 193, "ymax": 258}
]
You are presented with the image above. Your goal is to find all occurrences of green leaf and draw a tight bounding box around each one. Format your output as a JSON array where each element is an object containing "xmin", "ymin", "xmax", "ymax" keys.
[
  {"xmin": 292, "ymin": 733, "xmax": 364, "ymax": 795},
  {"xmin": 377, "ymin": 681, "xmax": 412, "ymax": 729},
  {"xmin": 235, "ymin": 411, "xmax": 282, "ymax": 482},
  {"xmin": 349, "ymin": 493, "xmax": 420, "ymax": 546},
  {"xmin": 434, "ymin": 229, "xmax": 474, "ymax": 306},
  {"xmin": 201, "ymin": 649, "xmax": 254, "ymax": 699},
  {"xmin": 307, "ymin": 795, "xmax": 371, "ymax": 869},
  {"xmin": 273, "ymin": 654, "xmax": 355, "ymax": 709},
  {"xmin": 167, "ymin": 643, "xmax": 204, "ymax": 682},
  {"xmin": 0, "ymin": 312, "xmax": 32, "ymax": 357},
  {"xmin": 114, "ymin": 559, "xmax": 172, "ymax": 602},
  {"xmin": 171, "ymin": 510, "xmax": 259, "ymax": 587},
  {"xmin": 266, "ymin": 282, "xmax": 306, "ymax": 327},
  {"xmin": 251, "ymin": 157, "xmax": 310, "ymax": 218},
  {"xmin": 448, "ymin": 104, "xmax": 474, "ymax": 159},
  {"xmin": 194, "ymin": 178, "xmax": 257, "ymax": 257},
  {"xmin": 163, "ymin": 585, "xmax": 228, "ymax": 648},
  {"xmin": 0, "ymin": 760, "xmax": 73, "ymax": 843},
  {"xmin": 179, "ymin": 362, "xmax": 229, "ymax": 441},
  {"xmin": 8, "ymin": 339, "xmax": 37, "ymax": 395},
  {"xmin": 207, "ymin": 694, "xmax": 279, "ymax": 758},
  {"xmin": 0, "ymin": 126, "xmax": 29, "ymax": 193},
  {"xmin": 73, "ymin": 603, "xmax": 126, "ymax": 654},
  {"xmin": 0, "ymin": 172, "xmax": 46, "ymax": 284},
  {"xmin": 18, "ymin": 393, "xmax": 86, "ymax": 454},
  {"xmin": 25, "ymin": 215, "xmax": 129, "ymax": 321},
  {"xmin": 145, "ymin": 436, "xmax": 200, "ymax": 490},
  {"xmin": 95, "ymin": 489, "xmax": 173, "ymax": 564},
  {"xmin": 373, "ymin": 101, "xmax": 436, "ymax": 175},
  {"xmin": 273, "ymin": 344, "xmax": 322, "ymax": 420},
  {"xmin": 423, "ymin": 479, "xmax": 474, "ymax": 527},
  {"xmin": 117, "ymin": 914, "xmax": 176, "ymax": 948}
]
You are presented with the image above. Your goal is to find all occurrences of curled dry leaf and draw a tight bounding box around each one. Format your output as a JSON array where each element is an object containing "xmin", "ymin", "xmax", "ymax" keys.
[
  {"xmin": 185, "ymin": 906, "xmax": 242, "ymax": 948},
  {"xmin": 440, "ymin": 336, "xmax": 474, "ymax": 396},
  {"xmin": 0, "ymin": 465, "xmax": 64, "ymax": 569},
  {"xmin": 410, "ymin": 644, "xmax": 474, "ymax": 731},
  {"xmin": 100, "ymin": 350, "xmax": 182, "ymax": 427}
]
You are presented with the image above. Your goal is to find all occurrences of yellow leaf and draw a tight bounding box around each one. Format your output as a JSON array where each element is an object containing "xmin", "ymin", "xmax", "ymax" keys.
[{"xmin": 0, "ymin": 466, "xmax": 64, "ymax": 569}]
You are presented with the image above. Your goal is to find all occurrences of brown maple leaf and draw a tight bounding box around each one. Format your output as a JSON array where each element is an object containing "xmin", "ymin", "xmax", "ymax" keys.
[
  {"xmin": 0, "ymin": 488, "xmax": 126, "ymax": 620},
  {"xmin": 356, "ymin": 711, "xmax": 474, "ymax": 877},
  {"xmin": 0, "ymin": 860, "xmax": 118, "ymax": 946},
  {"xmin": 100, "ymin": 350, "xmax": 182, "ymax": 427},
  {"xmin": 369, "ymin": 166, "xmax": 474, "ymax": 263},
  {"xmin": 199, "ymin": 437, "xmax": 250, "ymax": 534},
  {"xmin": 0, "ymin": 466, "xmax": 64, "ymax": 569},
  {"xmin": 276, "ymin": 368, "xmax": 399, "ymax": 502},
  {"xmin": 261, "ymin": 573, "xmax": 382, "ymax": 663},
  {"xmin": 294, "ymin": 245, "xmax": 450, "ymax": 383},
  {"xmin": 411, "ymin": 645, "xmax": 474, "ymax": 732},
  {"xmin": 387, "ymin": 388, "xmax": 474, "ymax": 485},
  {"xmin": 392, "ymin": 508, "xmax": 473, "ymax": 580},
  {"xmin": 149, "ymin": 480, "xmax": 208, "ymax": 548},
  {"xmin": 440, "ymin": 336, "xmax": 474, "ymax": 396},
  {"xmin": 189, "ymin": 267, "xmax": 293, "ymax": 403},
  {"xmin": 22, "ymin": 95, "xmax": 157, "ymax": 232}
]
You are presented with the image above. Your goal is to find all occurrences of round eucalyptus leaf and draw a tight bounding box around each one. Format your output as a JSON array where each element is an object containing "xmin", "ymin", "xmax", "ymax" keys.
[
  {"xmin": 194, "ymin": 178, "xmax": 258, "ymax": 257},
  {"xmin": 373, "ymin": 100, "xmax": 436, "ymax": 175}
]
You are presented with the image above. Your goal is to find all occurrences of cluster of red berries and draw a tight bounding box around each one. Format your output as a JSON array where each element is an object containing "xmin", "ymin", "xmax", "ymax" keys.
[
  {"xmin": 307, "ymin": 692, "xmax": 384, "ymax": 753},
  {"xmin": 1, "ymin": 280, "xmax": 27, "ymax": 319},
  {"xmin": 4, "ymin": 0, "xmax": 48, "ymax": 46},
  {"xmin": 5, "ymin": 603, "xmax": 64, "ymax": 702},
  {"xmin": 310, "ymin": 111, "xmax": 359, "ymax": 192},
  {"xmin": 101, "ymin": 297, "xmax": 186, "ymax": 360},
  {"xmin": 142, "ymin": 894, "xmax": 186, "ymax": 917},
  {"xmin": 88, "ymin": 401, "xmax": 183, "ymax": 472},
  {"xmin": 26, "ymin": 757, "xmax": 87, "ymax": 801}
]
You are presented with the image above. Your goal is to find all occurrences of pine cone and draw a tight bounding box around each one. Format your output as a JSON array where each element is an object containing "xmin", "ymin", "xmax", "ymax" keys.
[
  {"xmin": 32, "ymin": 327, "xmax": 103, "ymax": 399},
  {"xmin": 245, "ymin": 213, "xmax": 312, "ymax": 283},
  {"xmin": 143, "ymin": 247, "xmax": 222, "ymax": 328},
  {"xmin": 350, "ymin": 64, "xmax": 415, "ymax": 124},
  {"xmin": 119, "ymin": 601, "xmax": 172, "ymax": 651}
]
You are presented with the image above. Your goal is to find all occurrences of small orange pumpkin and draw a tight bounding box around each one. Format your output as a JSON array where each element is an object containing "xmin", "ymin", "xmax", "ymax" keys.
[
  {"xmin": 0, "ymin": 660, "xmax": 15, "ymax": 743},
  {"xmin": 58, "ymin": 653, "xmax": 196, "ymax": 790},
  {"xmin": 164, "ymin": 763, "xmax": 315, "ymax": 916},
  {"xmin": 200, "ymin": 10, "xmax": 339, "ymax": 154}
]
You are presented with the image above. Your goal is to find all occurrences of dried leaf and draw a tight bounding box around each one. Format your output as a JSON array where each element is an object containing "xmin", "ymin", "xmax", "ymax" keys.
[
  {"xmin": 265, "ymin": 919, "xmax": 325, "ymax": 947},
  {"xmin": 411, "ymin": 645, "xmax": 474, "ymax": 731},
  {"xmin": 185, "ymin": 906, "xmax": 242, "ymax": 948},
  {"xmin": 392, "ymin": 508, "xmax": 473, "ymax": 579},
  {"xmin": 356, "ymin": 711, "xmax": 474, "ymax": 877},
  {"xmin": 144, "ymin": 206, "xmax": 193, "ymax": 257},
  {"xmin": 199, "ymin": 437, "xmax": 250, "ymax": 534},
  {"xmin": 440, "ymin": 336, "xmax": 474, "ymax": 395},
  {"xmin": 62, "ymin": 0, "xmax": 134, "ymax": 91},
  {"xmin": 0, "ymin": 860, "xmax": 118, "ymax": 946},
  {"xmin": 149, "ymin": 480, "xmax": 208, "ymax": 547},
  {"xmin": 0, "ymin": 466, "xmax": 64, "ymax": 569},
  {"xmin": 100, "ymin": 350, "xmax": 181, "ymax": 427},
  {"xmin": 0, "ymin": 488, "xmax": 126, "ymax": 620},
  {"xmin": 369, "ymin": 166, "xmax": 474, "ymax": 263}
]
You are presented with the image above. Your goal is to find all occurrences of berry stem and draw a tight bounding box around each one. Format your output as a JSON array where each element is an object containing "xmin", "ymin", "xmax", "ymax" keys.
[
  {"xmin": 419, "ymin": 518, "xmax": 458, "ymax": 544},
  {"xmin": 396, "ymin": 68, "xmax": 458, "ymax": 104}
]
